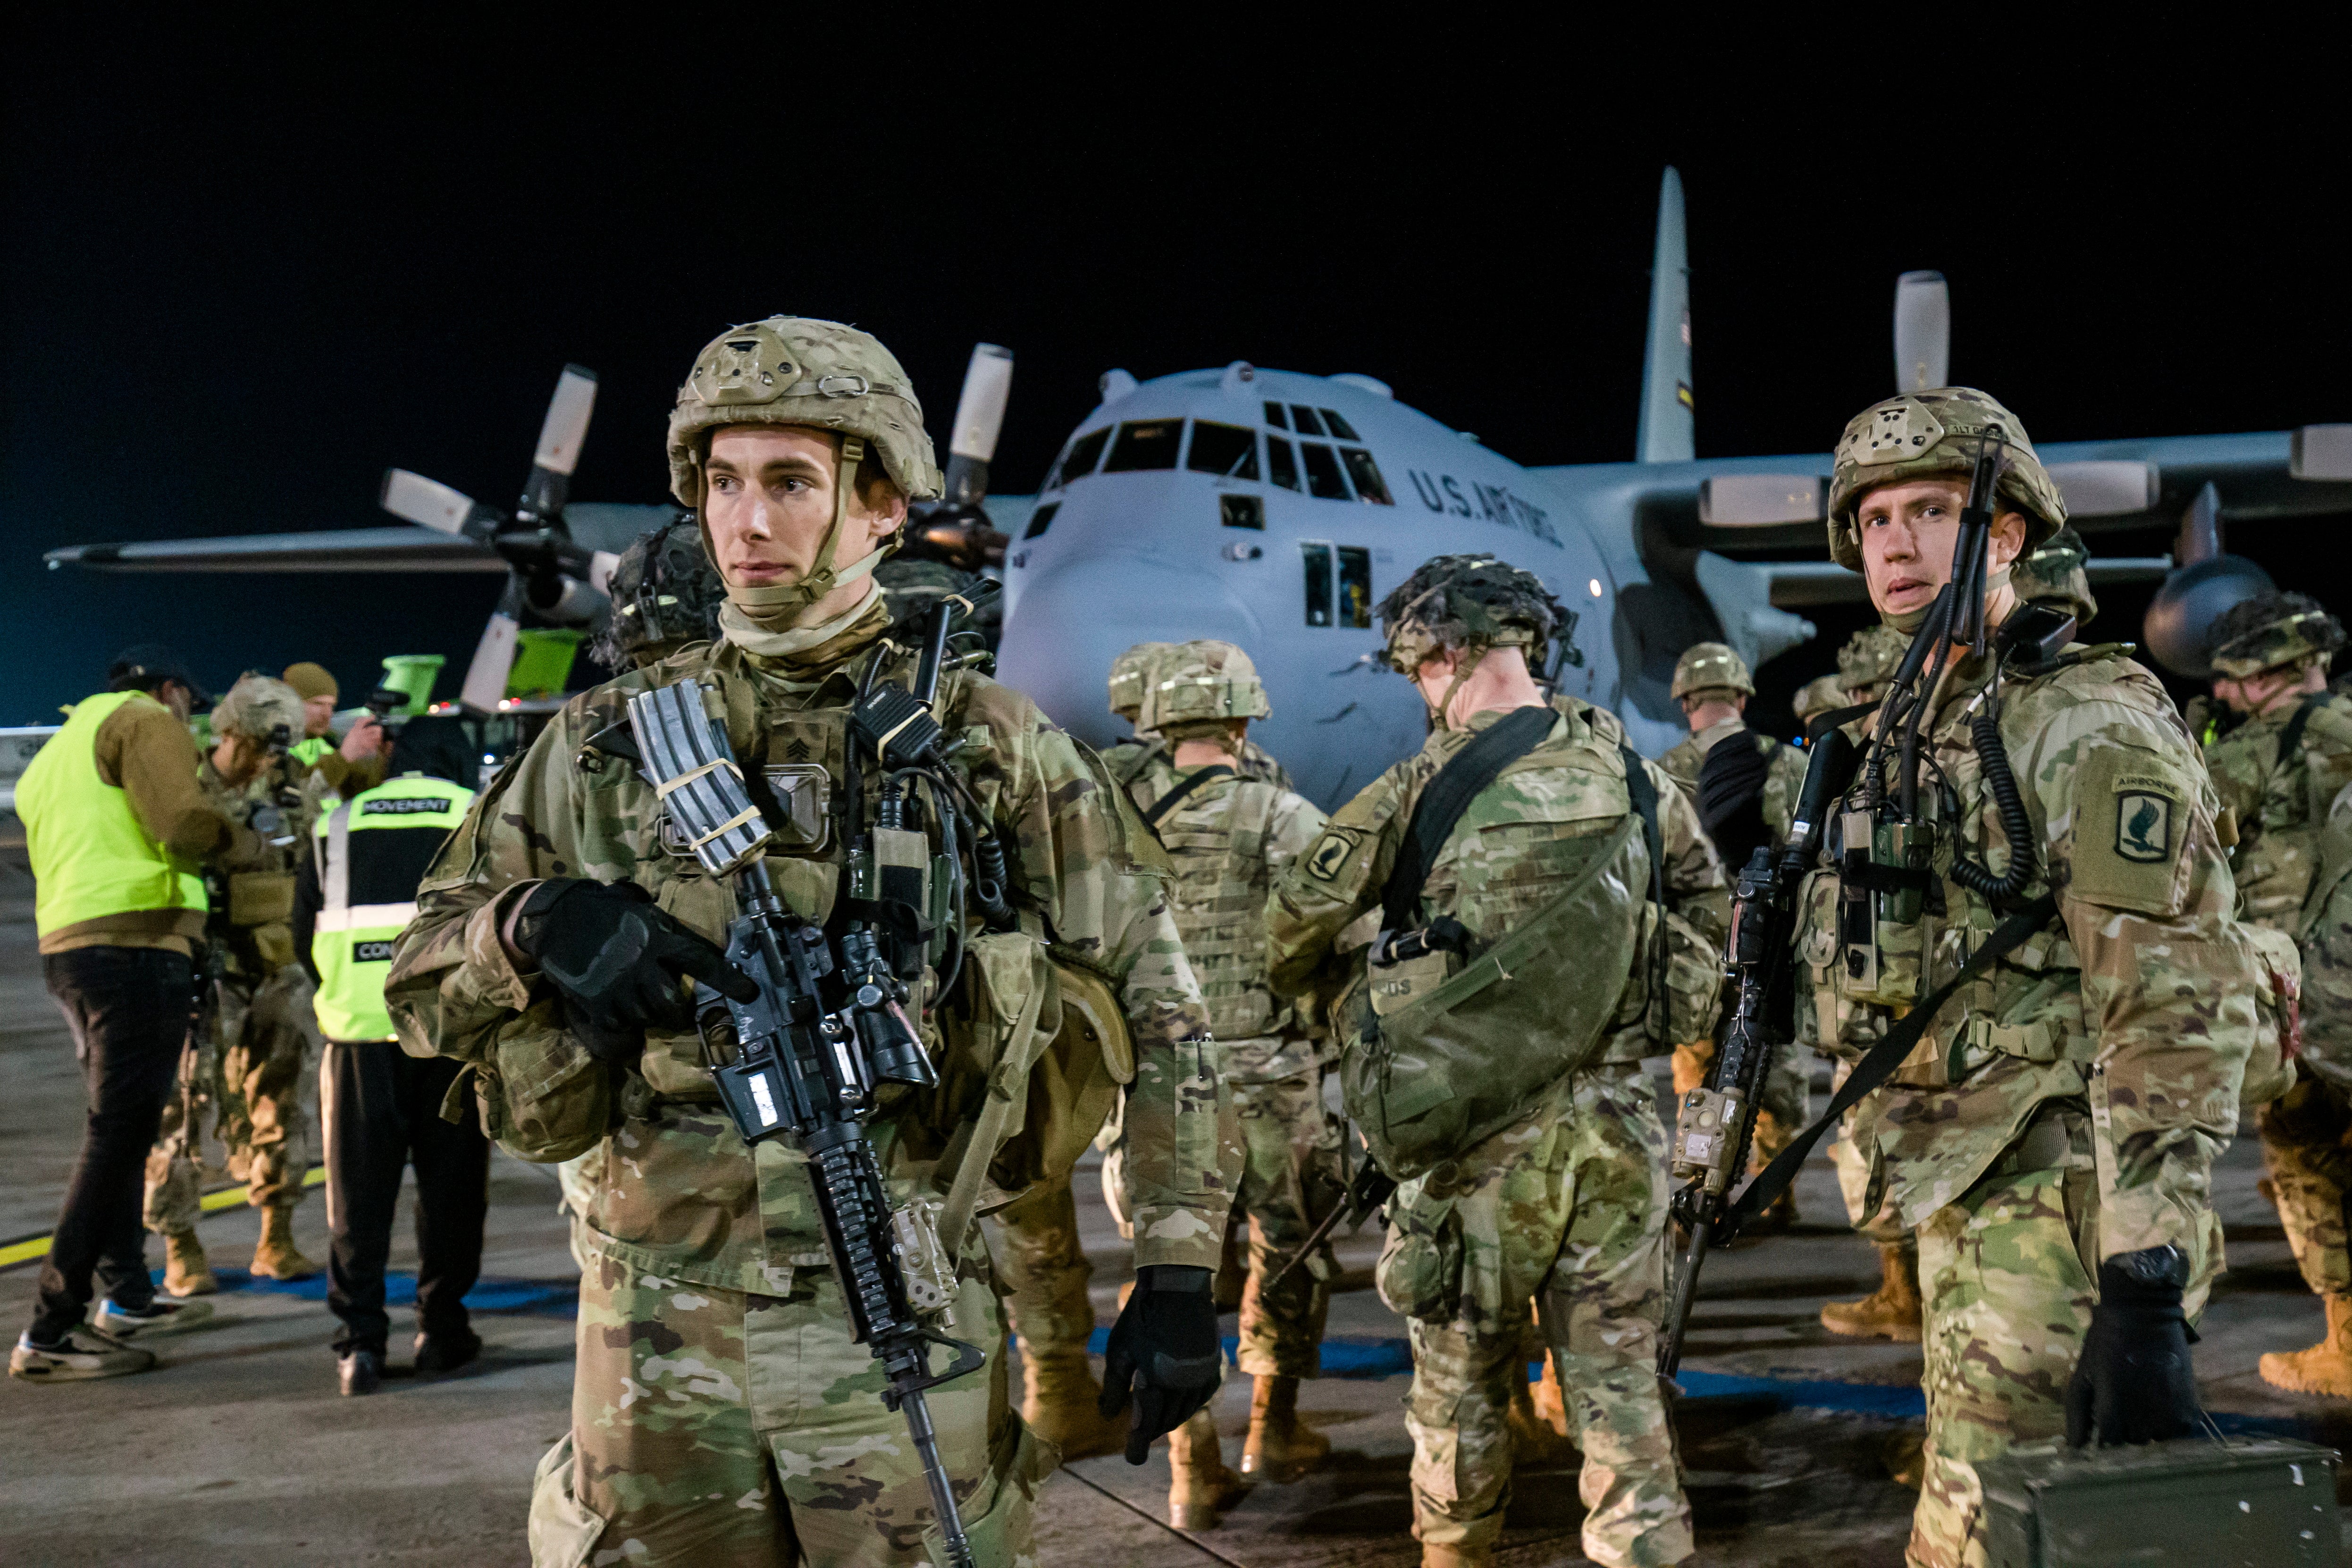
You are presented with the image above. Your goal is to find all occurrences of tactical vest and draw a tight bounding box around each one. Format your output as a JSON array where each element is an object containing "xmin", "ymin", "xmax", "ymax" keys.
[
  {"xmin": 1156, "ymin": 770, "xmax": 1289, "ymax": 1042},
  {"xmin": 18, "ymin": 690, "xmax": 208, "ymax": 937},
  {"xmin": 312, "ymin": 773, "xmax": 475, "ymax": 1041}
]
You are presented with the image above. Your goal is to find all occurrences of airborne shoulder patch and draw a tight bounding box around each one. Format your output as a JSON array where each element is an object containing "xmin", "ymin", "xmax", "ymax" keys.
[
  {"xmin": 2069, "ymin": 746, "xmax": 2192, "ymax": 917},
  {"xmin": 2113, "ymin": 780, "xmax": 2174, "ymax": 864},
  {"xmin": 1304, "ymin": 825, "xmax": 1367, "ymax": 884}
]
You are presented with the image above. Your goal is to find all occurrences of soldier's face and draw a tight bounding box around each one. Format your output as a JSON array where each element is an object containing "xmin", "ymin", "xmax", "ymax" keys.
[
  {"xmin": 1856, "ymin": 478, "xmax": 2028, "ymax": 621},
  {"xmin": 703, "ymin": 426, "xmax": 907, "ymax": 590},
  {"xmin": 302, "ymin": 695, "xmax": 336, "ymax": 737}
]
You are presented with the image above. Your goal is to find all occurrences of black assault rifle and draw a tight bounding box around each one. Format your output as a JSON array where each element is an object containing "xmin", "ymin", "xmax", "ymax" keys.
[
  {"xmin": 626, "ymin": 655, "xmax": 986, "ymax": 1568},
  {"xmin": 1265, "ymin": 1148, "xmax": 1397, "ymax": 1296}
]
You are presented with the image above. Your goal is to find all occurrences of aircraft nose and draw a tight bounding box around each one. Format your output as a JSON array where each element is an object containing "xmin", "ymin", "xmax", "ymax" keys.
[{"xmin": 996, "ymin": 554, "xmax": 1264, "ymax": 750}]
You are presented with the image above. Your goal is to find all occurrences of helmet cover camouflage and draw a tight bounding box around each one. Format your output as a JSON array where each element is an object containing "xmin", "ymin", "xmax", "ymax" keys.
[
  {"xmin": 1826, "ymin": 387, "xmax": 2067, "ymax": 571},
  {"xmin": 1836, "ymin": 623, "xmax": 1911, "ymax": 698},
  {"xmin": 2008, "ymin": 525, "xmax": 2098, "ymax": 629},
  {"xmin": 211, "ymin": 674, "xmax": 308, "ymax": 745},
  {"xmin": 590, "ymin": 515, "xmax": 725, "ymax": 672},
  {"xmin": 1377, "ymin": 554, "xmax": 1564, "ymax": 674},
  {"xmin": 2209, "ymin": 590, "xmax": 2347, "ymax": 679},
  {"xmin": 1670, "ymin": 641, "xmax": 1754, "ymax": 701},
  {"xmin": 666, "ymin": 318, "xmax": 942, "ymax": 509},
  {"xmin": 1137, "ymin": 640, "xmax": 1271, "ymax": 734},
  {"xmin": 1109, "ymin": 641, "xmax": 1175, "ymax": 723}
]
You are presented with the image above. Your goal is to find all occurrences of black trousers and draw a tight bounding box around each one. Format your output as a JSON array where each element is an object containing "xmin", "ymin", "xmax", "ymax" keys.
[
  {"xmin": 31, "ymin": 945, "xmax": 193, "ymax": 1343},
  {"xmin": 320, "ymin": 1041, "xmax": 490, "ymax": 1356}
]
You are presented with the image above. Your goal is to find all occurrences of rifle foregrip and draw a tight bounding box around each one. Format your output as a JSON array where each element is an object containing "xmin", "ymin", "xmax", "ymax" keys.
[{"xmin": 805, "ymin": 1125, "xmax": 913, "ymax": 1347}]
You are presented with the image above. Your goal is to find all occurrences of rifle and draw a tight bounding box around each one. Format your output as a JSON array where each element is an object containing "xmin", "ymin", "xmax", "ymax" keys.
[
  {"xmin": 1265, "ymin": 1145, "xmax": 1396, "ymax": 1296},
  {"xmin": 1658, "ymin": 728, "xmax": 1852, "ymax": 1378},
  {"xmin": 624, "ymin": 602, "xmax": 998, "ymax": 1568}
]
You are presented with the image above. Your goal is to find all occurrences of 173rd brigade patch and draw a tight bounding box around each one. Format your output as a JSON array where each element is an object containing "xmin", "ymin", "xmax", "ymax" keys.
[
  {"xmin": 2070, "ymin": 746, "xmax": 2192, "ymax": 915},
  {"xmin": 1304, "ymin": 825, "xmax": 1366, "ymax": 884}
]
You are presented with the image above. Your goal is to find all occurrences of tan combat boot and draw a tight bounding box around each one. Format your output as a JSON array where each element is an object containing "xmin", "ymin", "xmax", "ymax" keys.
[
  {"xmin": 1240, "ymin": 1374, "xmax": 1330, "ymax": 1482},
  {"xmin": 1886, "ymin": 1429, "xmax": 1926, "ymax": 1489},
  {"xmin": 163, "ymin": 1231, "xmax": 218, "ymax": 1297},
  {"xmin": 2260, "ymin": 1293, "xmax": 2352, "ymax": 1397},
  {"xmin": 1421, "ymin": 1543, "xmax": 1492, "ymax": 1568},
  {"xmin": 1670, "ymin": 1040, "xmax": 1715, "ymax": 1100},
  {"xmin": 1022, "ymin": 1350, "xmax": 1132, "ymax": 1460},
  {"xmin": 250, "ymin": 1206, "xmax": 319, "ymax": 1281},
  {"xmin": 1167, "ymin": 1407, "xmax": 1242, "ymax": 1530},
  {"xmin": 1745, "ymin": 1111, "xmax": 1799, "ymax": 1236},
  {"xmin": 1820, "ymin": 1242, "xmax": 1923, "ymax": 1342}
]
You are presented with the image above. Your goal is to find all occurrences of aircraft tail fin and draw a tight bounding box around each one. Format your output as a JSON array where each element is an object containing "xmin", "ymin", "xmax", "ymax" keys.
[{"xmin": 1635, "ymin": 167, "xmax": 1694, "ymax": 464}]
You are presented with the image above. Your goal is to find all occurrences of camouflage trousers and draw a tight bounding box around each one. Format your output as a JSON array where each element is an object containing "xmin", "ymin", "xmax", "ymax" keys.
[
  {"xmin": 1380, "ymin": 1064, "xmax": 1691, "ymax": 1568},
  {"xmin": 548, "ymin": 1249, "xmax": 1050, "ymax": 1568},
  {"xmin": 1909, "ymin": 1108, "xmax": 2096, "ymax": 1568},
  {"xmin": 1083, "ymin": 1067, "xmax": 1339, "ymax": 1375},
  {"xmin": 996, "ymin": 1171, "xmax": 1103, "ymax": 1364},
  {"xmin": 555, "ymin": 1145, "xmax": 605, "ymax": 1276},
  {"xmin": 145, "ymin": 964, "xmax": 320, "ymax": 1233},
  {"xmin": 2254, "ymin": 1066, "xmax": 2352, "ymax": 1295}
]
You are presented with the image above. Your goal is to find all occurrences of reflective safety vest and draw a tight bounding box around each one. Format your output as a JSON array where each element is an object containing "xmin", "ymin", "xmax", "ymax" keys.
[
  {"xmin": 290, "ymin": 736, "xmax": 334, "ymax": 768},
  {"xmin": 311, "ymin": 772, "xmax": 473, "ymax": 1042},
  {"xmin": 17, "ymin": 689, "xmax": 208, "ymax": 938}
]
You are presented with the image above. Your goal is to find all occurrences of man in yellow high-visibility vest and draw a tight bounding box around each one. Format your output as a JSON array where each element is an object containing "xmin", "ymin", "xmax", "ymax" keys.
[
  {"xmin": 292, "ymin": 716, "xmax": 484, "ymax": 1396},
  {"xmin": 279, "ymin": 662, "xmax": 387, "ymax": 795},
  {"xmin": 10, "ymin": 645, "xmax": 260, "ymax": 1383}
]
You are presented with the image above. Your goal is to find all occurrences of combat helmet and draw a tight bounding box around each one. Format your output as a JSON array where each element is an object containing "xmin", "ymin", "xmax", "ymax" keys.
[
  {"xmin": 1109, "ymin": 641, "xmax": 1176, "ymax": 725},
  {"xmin": 1378, "ymin": 555, "xmax": 1565, "ymax": 675},
  {"xmin": 2009, "ymin": 525, "xmax": 2098, "ymax": 629},
  {"xmin": 2209, "ymin": 591, "xmax": 2347, "ymax": 679},
  {"xmin": 1138, "ymin": 640, "xmax": 1272, "ymax": 740},
  {"xmin": 1836, "ymin": 623, "xmax": 1910, "ymax": 700},
  {"xmin": 591, "ymin": 515, "xmax": 724, "ymax": 672},
  {"xmin": 667, "ymin": 318, "xmax": 944, "ymax": 618},
  {"xmin": 1827, "ymin": 388, "xmax": 2067, "ymax": 571},
  {"xmin": 211, "ymin": 674, "xmax": 307, "ymax": 747},
  {"xmin": 1791, "ymin": 671, "xmax": 1852, "ymax": 727},
  {"xmin": 1671, "ymin": 642, "xmax": 1754, "ymax": 702}
]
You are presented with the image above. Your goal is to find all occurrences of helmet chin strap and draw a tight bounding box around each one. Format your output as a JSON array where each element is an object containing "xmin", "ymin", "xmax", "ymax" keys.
[
  {"xmin": 1425, "ymin": 643, "xmax": 1488, "ymax": 732},
  {"xmin": 1882, "ymin": 563, "xmax": 2011, "ymax": 636},
  {"xmin": 719, "ymin": 436, "xmax": 901, "ymax": 632}
]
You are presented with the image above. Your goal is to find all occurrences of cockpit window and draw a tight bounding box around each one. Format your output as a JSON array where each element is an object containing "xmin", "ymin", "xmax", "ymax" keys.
[
  {"xmin": 1299, "ymin": 442, "xmax": 1351, "ymax": 501},
  {"xmin": 1340, "ymin": 447, "xmax": 1392, "ymax": 505},
  {"xmin": 1021, "ymin": 502, "xmax": 1060, "ymax": 540},
  {"xmin": 1288, "ymin": 404, "xmax": 1327, "ymax": 436},
  {"xmin": 1101, "ymin": 419, "xmax": 1183, "ymax": 471},
  {"xmin": 1047, "ymin": 428, "xmax": 1110, "ymax": 489},
  {"xmin": 1262, "ymin": 401, "xmax": 1289, "ymax": 430},
  {"xmin": 1266, "ymin": 436, "xmax": 1301, "ymax": 492},
  {"xmin": 1320, "ymin": 409, "xmax": 1360, "ymax": 440},
  {"xmin": 1186, "ymin": 421, "xmax": 1260, "ymax": 481}
]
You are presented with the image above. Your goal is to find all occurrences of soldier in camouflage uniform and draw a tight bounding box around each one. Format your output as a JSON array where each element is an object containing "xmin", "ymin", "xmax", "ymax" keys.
[
  {"xmin": 386, "ymin": 318, "xmax": 1241, "ymax": 1568},
  {"xmin": 147, "ymin": 675, "xmax": 327, "ymax": 1294},
  {"xmin": 1269, "ymin": 556, "xmax": 1723, "ymax": 1568},
  {"xmin": 2197, "ymin": 592, "xmax": 2352, "ymax": 1395},
  {"xmin": 1657, "ymin": 642, "xmax": 1810, "ymax": 1225},
  {"xmin": 1100, "ymin": 641, "xmax": 1293, "ymax": 794},
  {"xmin": 1796, "ymin": 388, "xmax": 2260, "ymax": 1568}
]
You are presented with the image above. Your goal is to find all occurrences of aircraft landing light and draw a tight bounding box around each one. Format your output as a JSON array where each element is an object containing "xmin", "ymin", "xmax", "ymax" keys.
[{"xmin": 1589, "ymin": 579, "xmax": 1604, "ymax": 597}]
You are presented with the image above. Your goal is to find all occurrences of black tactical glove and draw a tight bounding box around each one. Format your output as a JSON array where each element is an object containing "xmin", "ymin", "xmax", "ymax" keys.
[
  {"xmin": 1098, "ymin": 1264, "xmax": 1222, "ymax": 1464},
  {"xmin": 513, "ymin": 879, "xmax": 753, "ymax": 1064},
  {"xmin": 1697, "ymin": 733, "xmax": 1774, "ymax": 880},
  {"xmin": 2064, "ymin": 1245, "xmax": 2203, "ymax": 1447}
]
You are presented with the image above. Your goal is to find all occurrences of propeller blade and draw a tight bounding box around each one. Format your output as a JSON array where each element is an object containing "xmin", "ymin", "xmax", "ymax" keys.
[
  {"xmin": 944, "ymin": 344, "xmax": 1014, "ymax": 505},
  {"xmin": 381, "ymin": 469, "xmax": 500, "ymax": 538},
  {"xmin": 1893, "ymin": 271, "xmax": 1950, "ymax": 393},
  {"xmin": 2176, "ymin": 480, "xmax": 2223, "ymax": 565},
  {"xmin": 459, "ymin": 595, "xmax": 524, "ymax": 714},
  {"xmin": 522, "ymin": 364, "xmax": 598, "ymax": 519}
]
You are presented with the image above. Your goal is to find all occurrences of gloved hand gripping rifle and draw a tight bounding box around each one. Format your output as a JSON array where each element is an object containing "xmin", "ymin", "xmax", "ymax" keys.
[{"xmin": 625, "ymin": 653, "xmax": 987, "ymax": 1568}]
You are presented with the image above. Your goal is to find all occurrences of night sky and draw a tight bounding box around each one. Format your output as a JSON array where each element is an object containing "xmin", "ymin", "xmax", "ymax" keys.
[{"xmin": 6, "ymin": 25, "xmax": 2343, "ymax": 724}]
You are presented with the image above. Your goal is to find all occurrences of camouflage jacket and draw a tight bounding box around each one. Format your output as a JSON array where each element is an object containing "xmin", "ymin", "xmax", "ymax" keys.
[
  {"xmin": 1267, "ymin": 696, "xmax": 1727, "ymax": 1069},
  {"xmin": 202, "ymin": 754, "xmax": 315, "ymax": 977},
  {"xmin": 1795, "ymin": 645, "xmax": 2255, "ymax": 1268},
  {"xmin": 385, "ymin": 629, "xmax": 1240, "ymax": 1291},
  {"xmin": 1144, "ymin": 764, "xmax": 1328, "ymax": 1082},
  {"xmin": 1102, "ymin": 733, "xmax": 1293, "ymax": 793},
  {"xmin": 1657, "ymin": 717, "xmax": 1809, "ymax": 849},
  {"xmin": 2201, "ymin": 690, "xmax": 2352, "ymax": 932}
]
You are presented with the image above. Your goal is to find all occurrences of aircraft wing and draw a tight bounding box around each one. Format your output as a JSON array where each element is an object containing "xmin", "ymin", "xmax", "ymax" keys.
[{"xmin": 46, "ymin": 526, "xmax": 505, "ymax": 574}]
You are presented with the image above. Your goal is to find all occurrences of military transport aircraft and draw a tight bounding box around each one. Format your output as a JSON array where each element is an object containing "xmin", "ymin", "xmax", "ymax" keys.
[{"xmin": 44, "ymin": 169, "xmax": 2352, "ymax": 810}]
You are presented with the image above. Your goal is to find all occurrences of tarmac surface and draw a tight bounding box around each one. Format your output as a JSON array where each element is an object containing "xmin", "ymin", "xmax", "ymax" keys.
[{"xmin": 4, "ymin": 863, "xmax": 2351, "ymax": 1566}]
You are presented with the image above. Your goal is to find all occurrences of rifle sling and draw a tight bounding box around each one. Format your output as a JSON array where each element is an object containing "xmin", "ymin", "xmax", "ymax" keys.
[
  {"xmin": 2276, "ymin": 690, "xmax": 2331, "ymax": 770},
  {"xmin": 1142, "ymin": 764, "xmax": 1235, "ymax": 828},
  {"xmin": 1617, "ymin": 740, "xmax": 1669, "ymax": 1038},
  {"xmin": 1725, "ymin": 890, "xmax": 2060, "ymax": 1235},
  {"xmin": 1381, "ymin": 705, "xmax": 1556, "ymax": 935}
]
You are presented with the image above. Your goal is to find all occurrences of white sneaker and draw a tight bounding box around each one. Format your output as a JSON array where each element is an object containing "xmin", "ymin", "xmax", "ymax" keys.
[
  {"xmin": 93, "ymin": 1296, "xmax": 216, "ymax": 1339},
  {"xmin": 9, "ymin": 1326, "xmax": 157, "ymax": 1382}
]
